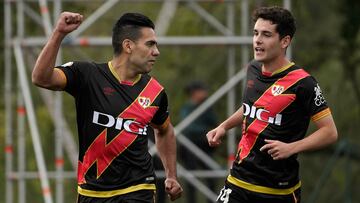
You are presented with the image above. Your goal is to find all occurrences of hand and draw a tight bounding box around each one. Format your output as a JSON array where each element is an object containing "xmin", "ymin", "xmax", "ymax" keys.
[
  {"xmin": 55, "ymin": 12, "xmax": 83, "ymax": 34},
  {"xmin": 260, "ymin": 139, "xmax": 294, "ymax": 160},
  {"xmin": 164, "ymin": 178, "xmax": 183, "ymax": 201},
  {"xmin": 206, "ymin": 127, "xmax": 226, "ymax": 147}
]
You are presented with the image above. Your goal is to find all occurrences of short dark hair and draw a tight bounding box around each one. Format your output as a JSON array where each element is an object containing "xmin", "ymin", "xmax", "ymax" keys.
[
  {"xmin": 252, "ymin": 6, "xmax": 296, "ymax": 39},
  {"xmin": 112, "ymin": 13, "xmax": 155, "ymax": 55}
]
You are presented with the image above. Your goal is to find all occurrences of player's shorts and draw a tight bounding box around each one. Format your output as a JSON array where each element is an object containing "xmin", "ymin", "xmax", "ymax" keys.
[
  {"xmin": 77, "ymin": 189, "xmax": 156, "ymax": 203},
  {"xmin": 216, "ymin": 180, "xmax": 301, "ymax": 203}
]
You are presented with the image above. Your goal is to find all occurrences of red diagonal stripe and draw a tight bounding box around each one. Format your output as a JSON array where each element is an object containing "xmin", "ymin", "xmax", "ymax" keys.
[
  {"xmin": 237, "ymin": 69, "xmax": 309, "ymax": 161},
  {"xmin": 78, "ymin": 78, "xmax": 163, "ymax": 184}
]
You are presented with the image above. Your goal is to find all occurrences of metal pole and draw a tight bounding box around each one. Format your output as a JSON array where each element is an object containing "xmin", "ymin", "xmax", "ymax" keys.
[
  {"xmin": 283, "ymin": 0, "xmax": 292, "ymax": 59},
  {"xmin": 69, "ymin": 0, "xmax": 120, "ymax": 38},
  {"xmin": 187, "ymin": 1, "xmax": 232, "ymax": 35},
  {"xmin": 149, "ymin": 140, "xmax": 218, "ymax": 202},
  {"xmin": 149, "ymin": 69, "xmax": 247, "ymax": 168},
  {"xmin": 226, "ymin": 0, "xmax": 237, "ymax": 168},
  {"xmin": 14, "ymin": 41, "xmax": 54, "ymax": 203},
  {"xmin": 54, "ymin": 1, "xmax": 65, "ymax": 202},
  {"xmin": 5, "ymin": 0, "xmax": 14, "ymax": 202},
  {"xmin": 37, "ymin": 0, "xmax": 53, "ymax": 36},
  {"xmin": 17, "ymin": 1, "xmax": 27, "ymax": 202},
  {"xmin": 17, "ymin": 84, "xmax": 27, "ymax": 203},
  {"xmin": 37, "ymin": 89, "xmax": 78, "ymax": 168},
  {"xmin": 155, "ymin": 0, "xmax": 179, "ymax": 36},
  {"xmin": 21, "ymin": 36, "xmax": 253, "ymax": 46}
]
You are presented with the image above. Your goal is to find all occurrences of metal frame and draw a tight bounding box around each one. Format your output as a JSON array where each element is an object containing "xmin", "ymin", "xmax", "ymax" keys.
[{"xmin": 4, "ymin": 1, "xmax": 291, "ymax": 203}]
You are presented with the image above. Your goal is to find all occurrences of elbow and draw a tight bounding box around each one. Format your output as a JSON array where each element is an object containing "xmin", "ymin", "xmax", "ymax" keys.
[
  {"xmin": 31, "ymin": 69, "xmax": 52, "ymax": 89},
  {"xmin": 31, "ymin": 72, "xmax": 45, "ymax": 87},
  {"xmin": 329, "ymin": 127, "xmax": 338, "ymax": 144},
  {"xmin": 31, "ymin": 72, "xmax": 41, "ymax": 86}
]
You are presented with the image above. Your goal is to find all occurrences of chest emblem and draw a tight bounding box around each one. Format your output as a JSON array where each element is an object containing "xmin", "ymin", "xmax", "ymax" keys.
[
  {"xmin": 138, "ymin": 97, "xmax": 151, "ymax": 108},
  {"xmin": 271, "ymin": 85, "xmax": 285, "ymax": 96}
]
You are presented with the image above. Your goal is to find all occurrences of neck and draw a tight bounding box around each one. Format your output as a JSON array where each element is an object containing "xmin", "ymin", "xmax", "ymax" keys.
[
  {"xmin": 111, "ymin": 56, "xmax": 139, "ymax": 82},
  {"xmin": 262, "ymin": 57, "xmax": 291, "ymax": 73}
]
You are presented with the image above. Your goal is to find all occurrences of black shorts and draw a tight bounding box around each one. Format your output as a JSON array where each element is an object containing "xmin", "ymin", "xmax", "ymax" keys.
[
  {"xmin": 77, "ymin": 189, "xmax": 156, "ymax": 203},
  {"xmin": 216, "ymin": 181, "xmax": 301, "ymax": 203}
]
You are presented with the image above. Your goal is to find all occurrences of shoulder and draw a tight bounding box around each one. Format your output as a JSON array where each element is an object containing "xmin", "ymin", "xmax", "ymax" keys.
[
  {"xmin": 58, "ymin": 61, "xmax": 101, "ymax": 71},
  {"xmin": 248, "ymin": 60, "xmax": 262, "ymax": 71}
]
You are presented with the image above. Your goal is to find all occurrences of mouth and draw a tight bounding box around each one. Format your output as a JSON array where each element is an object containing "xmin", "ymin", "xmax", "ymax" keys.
[{"xmin": 254, "ymin": 47, "xmax": 265, "ymax": 53}]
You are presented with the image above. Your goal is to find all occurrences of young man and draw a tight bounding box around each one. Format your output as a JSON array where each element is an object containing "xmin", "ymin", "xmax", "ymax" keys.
[
  {"xmin": 206, "ymin": 6, "xmax": 338, "ymax": 203},
  {"xmin": 32, "ymin": 12, "xmax": 182, "ymax": 202}
]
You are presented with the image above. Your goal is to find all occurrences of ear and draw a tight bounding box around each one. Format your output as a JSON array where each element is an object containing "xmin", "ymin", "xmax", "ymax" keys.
[
  {"xmin": 281, "ymin": 35, "xmax": 291, "ymax": 49},
  {"xmin": 122, "ymin": 39, "xmax": 133, "ymax": 54}
]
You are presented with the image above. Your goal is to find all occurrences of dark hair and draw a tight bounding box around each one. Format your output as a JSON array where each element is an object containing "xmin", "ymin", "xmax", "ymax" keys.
[
  {"xmin": 252, "ymin": 6, "xmax": 296, "ymax": 39},
  {"xmin": 112, "ymin": 13, "xmax": 155, "ymax": 55}
]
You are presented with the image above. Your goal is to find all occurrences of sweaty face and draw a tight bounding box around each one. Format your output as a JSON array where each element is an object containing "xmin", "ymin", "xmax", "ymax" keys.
[
  {"xmin": 129, "ymin": 28, "xmax": 160, "ymax": 74},
  {"xmin": 253, "ymin": 18, "xmax": 288, "ymax": 64}
]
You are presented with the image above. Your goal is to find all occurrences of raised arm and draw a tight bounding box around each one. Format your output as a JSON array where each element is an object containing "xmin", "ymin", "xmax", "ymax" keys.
[
  {"xmin": 154, "ymin": 122, "xmax": 183, "ymax": 201},
  {"xmin": 32, "ymin": 12, "xmax": 83, "ymax": 90}
]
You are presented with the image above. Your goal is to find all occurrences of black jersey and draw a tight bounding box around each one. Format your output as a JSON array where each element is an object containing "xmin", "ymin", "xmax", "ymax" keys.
[
  {"xmin": 228, "ymin": 60, "xmax": 331, "ymax": 195},
  {"xmin": 57, "ymin": 61, "xmax": 169, "ymax": 198}
]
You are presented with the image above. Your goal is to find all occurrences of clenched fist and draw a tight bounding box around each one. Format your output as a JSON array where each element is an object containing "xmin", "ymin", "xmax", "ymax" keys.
[{"xmin": 54, "ymin": 12, "xmax": 83, "ymax": 35}]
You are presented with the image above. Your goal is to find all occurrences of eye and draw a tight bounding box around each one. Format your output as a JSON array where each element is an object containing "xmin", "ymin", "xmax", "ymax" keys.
[
  {"xmin": 146, "ymin": 40, "xmax": 157, "ymax": 47},
  {"xmin": 264, "ymin": 32, "xmax": 272, "ymax": 37}
]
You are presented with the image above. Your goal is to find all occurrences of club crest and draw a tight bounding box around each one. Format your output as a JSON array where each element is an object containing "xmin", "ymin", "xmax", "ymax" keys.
[
  {"xmin": 138, "ymin": 97, "xmax": 151, "ymax": 108},
  {"xmin": 271, "ymin": 85, "xmax": 284, "ymax": 96}
]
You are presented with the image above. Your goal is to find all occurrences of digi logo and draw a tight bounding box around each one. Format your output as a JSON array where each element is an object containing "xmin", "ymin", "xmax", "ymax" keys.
[{"xmin": 243, "ymin": 103, "xmax": 282, "ymax": 126}]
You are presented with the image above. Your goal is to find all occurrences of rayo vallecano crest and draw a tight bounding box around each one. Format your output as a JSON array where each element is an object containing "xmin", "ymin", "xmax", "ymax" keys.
[
  {"xmin": 271, "ymin": 85, "xmax": 285, "ymax": 96},
  {"xmin": 138, "ymin": 97, "xmax": 151, "ymax": 108}
]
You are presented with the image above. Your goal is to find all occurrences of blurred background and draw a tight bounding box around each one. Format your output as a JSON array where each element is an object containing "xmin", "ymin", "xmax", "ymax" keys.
[{"xmin": 1, "ymin": 0, "xmax": 360, "ymax": 202}]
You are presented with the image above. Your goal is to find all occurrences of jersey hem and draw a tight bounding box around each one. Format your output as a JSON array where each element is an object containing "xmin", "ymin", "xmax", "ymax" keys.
[
  {"xmin": 78, "ymin": 183, "xmax": 156, "ymax": 198},
  {"xmin": 227, "ymin": 175, "xmax": 301, "ymax": 195}
]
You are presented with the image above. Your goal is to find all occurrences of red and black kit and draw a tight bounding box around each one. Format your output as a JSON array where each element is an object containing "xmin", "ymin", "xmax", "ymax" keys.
[
  {"xmin": 228, "ymin": 60, "xmax": 331, "ymax": 196},
  {"xmin": 58, "ymin": 61, "xmax": 169, "ymax": 198}
]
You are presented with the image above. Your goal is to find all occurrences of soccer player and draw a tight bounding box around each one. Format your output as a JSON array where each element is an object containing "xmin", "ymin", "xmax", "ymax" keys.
[
  {"xmin": 32, "ymin": 12, "xmax": 183, "ymax": 202},
  {"xmin": 206, "ymin": 6, "xmax": 338, "ymax": 203}
]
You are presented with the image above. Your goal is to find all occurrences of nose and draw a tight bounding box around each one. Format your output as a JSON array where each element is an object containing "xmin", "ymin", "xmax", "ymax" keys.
[
  {"xmin": 254, "ymin": 35, "xmax": 262, "ymax": 45},
  {"xmin": 153, "ymin": 46, "xmax": 160, "ymax": 56}
]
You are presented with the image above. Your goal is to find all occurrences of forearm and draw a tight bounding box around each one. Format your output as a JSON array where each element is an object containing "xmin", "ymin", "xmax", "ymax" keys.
[
  {"xmin": 32, "ymin": 31, "xmax": 65, "ymax": 88},
  {"xmin": 290, "ymin": 116, "xmax": 338, "ymax": 154},
  {"xmin": 155, "ymin": 124, "xmax": 177, "ymax": 179},
  {"xmin": 219, "ymin": 106, "xmax": 244, "ymax": 131}
]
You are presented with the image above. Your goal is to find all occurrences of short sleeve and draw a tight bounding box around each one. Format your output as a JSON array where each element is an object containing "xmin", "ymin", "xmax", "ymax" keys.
[
  {"xmin": 298, "ymin": 76, "xmax": 331, "ymax": 121},
  {"xmin": 151, "ymin": 90, "xmax": 170, "ymax": 129},
  {"xmin": 56, "ymin": 61, "xmax": 89, "ymax": 97}
]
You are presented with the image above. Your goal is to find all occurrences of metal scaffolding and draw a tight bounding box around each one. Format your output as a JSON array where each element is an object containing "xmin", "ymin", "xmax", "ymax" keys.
[{"xmin": 4, "ymin": 0, "xmax": 292, "ymax": 203}]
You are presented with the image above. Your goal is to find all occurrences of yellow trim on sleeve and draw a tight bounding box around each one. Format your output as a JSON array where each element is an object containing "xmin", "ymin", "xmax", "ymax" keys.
[
  {"xmin": 152, "ymin": 116, "xmax": 170, "ymax": 131},
  {"xmin": 78, "ymin": 183, "xmax": 156, "ymax": 198},
  {"xmin": 54, "ymin": 68, "xmax": 67, "ymax": 89},
  {"xmin": 311, "ymin": 108, "xmax": 331, "ymax": 122},
  {"xmin": 227, "ymin": 175, "xmax": 301, "ymax": 195}
]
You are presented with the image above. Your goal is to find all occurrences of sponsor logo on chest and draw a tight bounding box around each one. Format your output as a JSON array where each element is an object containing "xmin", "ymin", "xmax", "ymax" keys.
[
  {"xmin": 243, "ymin": 103, "xmax": 283, "ymax": 126},
  {"xmin": 92, "ymin": 111, "xmax": 147, "ymax": 135}
]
